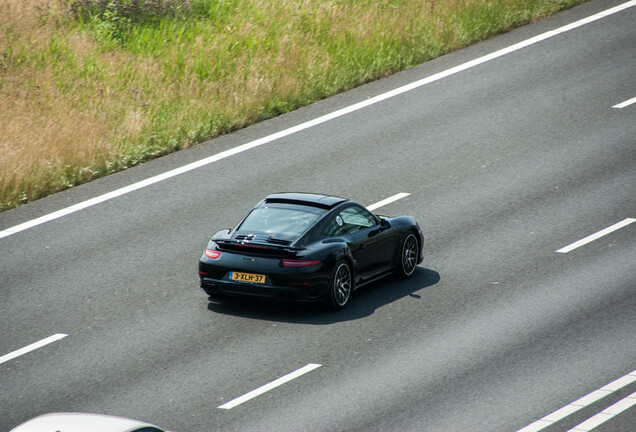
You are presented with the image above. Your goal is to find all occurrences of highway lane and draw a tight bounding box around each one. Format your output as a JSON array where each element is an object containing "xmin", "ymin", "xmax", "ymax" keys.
[{"xmin": 1, "ymin": 0, "xmax": 635, "ymax": 430}]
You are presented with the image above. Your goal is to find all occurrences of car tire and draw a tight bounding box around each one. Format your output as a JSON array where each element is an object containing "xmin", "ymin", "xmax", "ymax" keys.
[
  {"xmin": 395, "ymin": 232, "xmax": 419, "ymax": 279},
  {"xmin": 328, "ymin": 260, "xmax": 353, "ymax": 310}
]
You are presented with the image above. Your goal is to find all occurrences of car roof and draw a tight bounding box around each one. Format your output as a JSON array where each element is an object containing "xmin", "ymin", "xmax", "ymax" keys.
[
  {"xmin": 263, "ymin": 193, "xmax": 348, "ymax": 210},
  {"xmin": 10, "ymin": 413, "xmax": 165, "ymax": 432}
]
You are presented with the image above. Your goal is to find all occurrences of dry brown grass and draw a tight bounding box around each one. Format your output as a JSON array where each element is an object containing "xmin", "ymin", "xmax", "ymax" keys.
[
  {"xmin": 0, "ymin": 0, "xmax": 153, "ymax": 204},
  {"xmin": 0, "ymin": 0, "xmax": 586, "ymax": 210}
]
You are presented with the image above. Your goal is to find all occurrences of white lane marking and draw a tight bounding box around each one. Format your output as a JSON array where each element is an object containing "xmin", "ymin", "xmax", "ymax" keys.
[
  {"xmin": 1, "ymin": 1, "xmax": 634, "ymax": 241},
  {"xmin": 567, "ymin": 391, "xmax": 636, "ymax": 431},
  {"xmin": 612, "ymin": 96, "xmax": 636, "ymax": 108},
  {"xmin": 555, "ymin": 218, "xmax": 636, "ymax": 253},
  {"xmin": 515, "ymin": 369, "xmax": 636, "ymax": 432},
  {"xmin": 367, "ymin": 193, "xmax": 410, "ymax": 211},
  {"xmin": 218, "ymin": 363, "xmax": 321, "ymax": 409},
  {"xmin": 0, "ymin": 333, "xmax": 68, "ymax": 365}
]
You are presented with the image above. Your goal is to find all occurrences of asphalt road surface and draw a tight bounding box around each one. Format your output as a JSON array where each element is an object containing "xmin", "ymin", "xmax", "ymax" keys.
[{"xmin": 1, "ymin": 0, "xmax": 634, "ymax": 431}]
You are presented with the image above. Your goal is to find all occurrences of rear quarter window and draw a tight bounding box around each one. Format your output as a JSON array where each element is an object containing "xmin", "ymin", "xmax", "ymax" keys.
[{"xmin": 323, "ymin": 215, "xmax": 348, "ymax": 237}]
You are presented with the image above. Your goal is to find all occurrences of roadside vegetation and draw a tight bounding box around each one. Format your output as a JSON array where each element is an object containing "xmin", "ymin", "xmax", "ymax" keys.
[{"xmin": 1, "ymin": 0, "xmax": 586, "ymax": 211}]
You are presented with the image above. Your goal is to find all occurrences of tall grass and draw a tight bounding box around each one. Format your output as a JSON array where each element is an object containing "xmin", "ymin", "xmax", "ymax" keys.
[{"xmin": 1, "ymin": 0, "xmax": 587, "ymax": 211}]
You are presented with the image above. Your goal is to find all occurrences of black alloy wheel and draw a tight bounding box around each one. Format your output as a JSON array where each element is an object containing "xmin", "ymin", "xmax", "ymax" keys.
[
  {"xmin": 396, "ymin": 232, "xmax": 418, "ymax": 279},
  {"xmin": 329, "ymin": 261, "xmax": 352, "ymax": 310}
]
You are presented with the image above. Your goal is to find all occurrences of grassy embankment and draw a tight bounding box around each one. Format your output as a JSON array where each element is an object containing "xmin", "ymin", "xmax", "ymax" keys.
[{"xmin": 0, "ymin": 0, "xmax": 587, "ymax": 211}]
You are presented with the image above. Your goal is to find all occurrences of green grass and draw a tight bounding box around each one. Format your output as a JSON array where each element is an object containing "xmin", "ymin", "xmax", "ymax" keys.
[{"xmin": 0, "ymin": 0, "xmax": 588, "ymax": 211}]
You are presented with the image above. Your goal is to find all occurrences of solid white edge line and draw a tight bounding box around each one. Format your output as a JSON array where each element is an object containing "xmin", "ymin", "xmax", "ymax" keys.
[
  {"xmin": 367, "ymin": 193, "xmax": 410, "ymax": 211},
  {"xmin": 612, "ymin": 96, "xmax": 636, "ymax": 108},
  {"xmin": 555, "ymin": 218, "xmax": 636, "ymax": 253},
  {"xmin": 1, "ymin": 0, "xmax": 635, "ymax": 241},
  {"xmin": 218, "ymin": 363, "xmax": 322, "ymax": 410},
  {"xmin": 515, "ymin": 369, "xmax": 636, "ymax": 432},
  {"xmin": 567, "ymin": 391, "xmax": 636, "ymax": 432},
  {"xmin": 0, "ymin": 333, "xmax": 68, "ymax": 365}
]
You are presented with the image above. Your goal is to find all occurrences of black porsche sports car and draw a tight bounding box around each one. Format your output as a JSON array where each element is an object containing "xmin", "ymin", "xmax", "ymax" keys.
[{"xmin": 198, "ymin": 193, "xmax": 423, "ymax": 309}]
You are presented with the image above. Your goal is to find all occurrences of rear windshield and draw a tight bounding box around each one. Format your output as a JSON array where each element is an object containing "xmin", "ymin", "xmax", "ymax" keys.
[{"xmin": 237, "ymin": 206, "xmax": 322, "ymax": 238}]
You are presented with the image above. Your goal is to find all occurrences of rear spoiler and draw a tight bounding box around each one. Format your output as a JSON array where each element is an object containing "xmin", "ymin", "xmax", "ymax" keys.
[{"xmin": 216, "ymin": 240, "xmax": 304, "ymax": 256}]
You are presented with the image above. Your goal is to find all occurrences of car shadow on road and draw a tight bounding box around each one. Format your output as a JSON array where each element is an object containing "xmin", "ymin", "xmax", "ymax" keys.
[{"xmin": 205, "ymin": 267, "xmax": 440, "ymax": 324}]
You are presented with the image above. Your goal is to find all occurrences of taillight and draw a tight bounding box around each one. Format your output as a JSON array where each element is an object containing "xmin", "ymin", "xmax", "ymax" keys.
[
  {"xmin": 205, "ymin": 249, "xmax": 222, "ymax": 259},
  {"xmin": 282, "ymin": 259, "xmax": 321, "ymax": 267}
]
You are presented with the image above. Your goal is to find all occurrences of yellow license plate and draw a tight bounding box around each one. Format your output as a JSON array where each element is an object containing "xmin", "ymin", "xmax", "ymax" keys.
[{"xmin": 230, "ymin": 271, "xmax": 266, "ymax": 284}]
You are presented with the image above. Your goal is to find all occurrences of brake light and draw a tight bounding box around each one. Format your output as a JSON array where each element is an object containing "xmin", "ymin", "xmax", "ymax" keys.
[
  {"xmin": 205, "ymin": 249, "xmax": 222, "ymax": 259},
  {"xmin": 238, "ymin": 244, "xmax": 267, "ymax": 249},
  {"xmin": 282, "ymin": 259, "xmax": 321, "ymax": 267}
]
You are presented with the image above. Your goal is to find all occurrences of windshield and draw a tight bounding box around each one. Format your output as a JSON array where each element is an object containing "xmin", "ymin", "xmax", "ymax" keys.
[{"xmin": 237, "ymin": 206, "xmax": 322, "ymax": 238}]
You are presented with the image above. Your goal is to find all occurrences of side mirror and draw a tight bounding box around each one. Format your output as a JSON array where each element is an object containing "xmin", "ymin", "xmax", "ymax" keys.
[{"xmin": 369, "ymin": 218, "xmax": 391, "ymax": 237}]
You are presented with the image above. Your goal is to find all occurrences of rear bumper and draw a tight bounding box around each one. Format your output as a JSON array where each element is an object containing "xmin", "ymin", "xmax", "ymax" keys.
[
  {"xmin": 198, "ymin": 253, "xmax": 331, "ymax": 301},
  {"xmin": 199, "ymin": 276, "xmax": 328, "ymax": 301}
]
